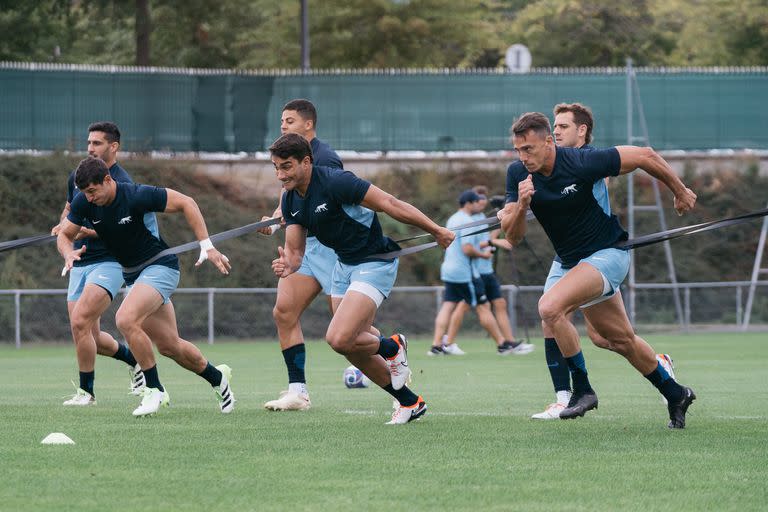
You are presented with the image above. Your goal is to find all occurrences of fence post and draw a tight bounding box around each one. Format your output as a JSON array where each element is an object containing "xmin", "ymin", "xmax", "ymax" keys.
[
  {"xmin": 736, "ymin": 286, "xmax": 743, "ymax": 326},
  {"xmin": 508, "ymin": 286, "xmax": 517, "ymax": 334},
  {"xmin": 15, "ymin": 291, "xmax": 21, "ymax": 349},
  {"xmin": 683, "ymin": 287, "xmax": 691, "ymax": 331},
  {"xmin": 207, "ymin": 288, "xmax": 214, "ymax": 345}
]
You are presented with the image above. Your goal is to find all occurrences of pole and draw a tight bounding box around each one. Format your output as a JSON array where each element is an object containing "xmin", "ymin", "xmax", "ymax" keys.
[
  {"xmin": 626, "ymin": 57, "xmax": 636, "ymax": 324},
  {"xmin": 300, "ymin": 0, "xmax": 310, "ymax": 71}
]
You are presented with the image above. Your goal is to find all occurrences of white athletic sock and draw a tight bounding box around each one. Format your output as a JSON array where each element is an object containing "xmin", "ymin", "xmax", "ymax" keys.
[
  {"xmin": 556, "ymin": 390, "xmax": 572, "ymax": 406},
  {"xmin": 289, "ymin": 382, "xmax": 308, "ymax": 397},
  {"xmin": 441, "ymin": 334, "xmax": 449, "ymax": 346}
]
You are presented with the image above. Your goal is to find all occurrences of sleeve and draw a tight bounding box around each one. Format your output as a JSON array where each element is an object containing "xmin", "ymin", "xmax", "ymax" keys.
[
  {"xmin": 505, "ymin": 162, "xmax": 525, "ymax": 203},
  {"xmin": 577, "ymin": 147, "xmax": 621, "ymax": 181},
  {"xmin": 326, "ymin": 151, "xmax": 344, "ymax": 170},
  {"xmin": 110, "ymin": 166, "xmax": 133, "ymax": 184},
  {"xmin": 330, "ymin": 170, "xmax": 370, "ymax": 204},
  {"xmin": 66, "ymin": 171, "xmax": 76, "ymax": 204},
  {"xmin": 66, "ymin": 194, "xmax": 87, "ymax": 226},
  {"xmin": 133, "ymin": 185, "xmax": 168, "ymax": 213},
  {"xmin": 280, "ymin": 191, "xmax": 299, "ymax": 227}
]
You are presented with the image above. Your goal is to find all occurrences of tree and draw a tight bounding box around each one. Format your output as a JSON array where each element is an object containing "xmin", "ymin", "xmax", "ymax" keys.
[{"xmin": 505, "ymin": 0, "xmax": 668, "ymax": 67}]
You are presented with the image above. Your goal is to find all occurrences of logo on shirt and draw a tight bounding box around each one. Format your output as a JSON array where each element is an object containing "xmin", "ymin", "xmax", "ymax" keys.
[
  {"xmin": 561, "ymin": 184, "xmax": 578, "ymax": 195},
  {"xmin": 118, "ymin": 216, "xmax": 132, "ymax": 225},
  {"xmin": 92, "ymin": 219, "xmax": 102, "ymax": 224},
  {"xmin": 314, "ymin": 203, "xmax": 328, "ymax": 213},
  {"xmin": 291, "ymin": 210, "xmax": 301, "ymax": 217}
]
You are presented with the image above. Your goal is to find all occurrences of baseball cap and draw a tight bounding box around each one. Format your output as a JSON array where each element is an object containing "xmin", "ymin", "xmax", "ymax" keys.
[{"xmin": 458, "ymin": 189, "xmax": 484, "ymax": 206}]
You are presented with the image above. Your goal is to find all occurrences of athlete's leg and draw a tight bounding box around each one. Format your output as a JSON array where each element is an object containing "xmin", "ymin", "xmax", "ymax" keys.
[
  {"xmin": 115, "ymin": 283, "xmax": 163, "ymax": 371},
  {"xmin": 443, "ymin": 301, "xmax": 468, "ymax": 344},
  {"xmin": 491, "ymin": 297, "xmax": 515, "ymax": 341},
  {"xmin": 475, "ymin": 303, "xmax": 505, "ymax": 346},
  {"xmin": 142, "ymin": 301, "xmax": 208, "ymax": 373},
  {"xmin": 274, "ymin": 273, "xmax": 322, "ymax": 349},
  {"xmin": 432, "ymin": 300, "xmax": 457, "ymax": 347},
  {"xmin": 583, "ymin": 313, "xmax": 615, "ymax": 351}
]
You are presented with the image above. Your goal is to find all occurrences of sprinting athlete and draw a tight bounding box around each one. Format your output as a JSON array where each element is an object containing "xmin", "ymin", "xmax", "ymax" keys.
[
  {"xmin": 57, "ymin": 156, "xmax": 235, "ymax": 417},
  {"xmin": 499, "ymin": 112, "xmax": 697, "ymax": 428},
  {"xmin": 531, "ymin": 103, "xmax": 677, "ymax": 420},
  {"xmin": 50, "ymin": 122, "xmax": 144, "ymax": 405},
  {"xmin": 269, "ymin": 133, "xmax": 454, "ymax": 424},
  {"xmin": 261, "ymin": 99, "xmax": 354, "ymax": 411}
]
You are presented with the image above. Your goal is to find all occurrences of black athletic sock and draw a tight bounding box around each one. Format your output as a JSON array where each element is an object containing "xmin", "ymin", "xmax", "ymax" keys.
[
  {"xmin": 644, "ymin": 362, "xmax": 684, "ymax": 403},
  {"xmin": 142, "ymin": 365, "xmax": 165, "ymax": 392},
  {"xmin": 565, "ymin": 351, "xmax": 594, "ymax": 394},
  {"xmin": 282, "ymin": 343, "xmax": 306, "ymax": 383},
  {"xmin": 376, "ymin": 336, "xmax": 399, "ymax": 359},
  {"xmin": 111, "ymin": 343, "xmax": 138, "ymax": 367},
  {"xmin": 79, "ymin": 370, "xmax": 95, "ymax": 396},
  {"xmin": 545, "ymin": 338, "xmax": 572, "ymax": 393},
  {"xmin": 383, "ymin": 384, "xmax": 419, "ymax": 407},
  {"xmin": 198, "ymin": 362, "xmax": 223, "ymax": 387}
]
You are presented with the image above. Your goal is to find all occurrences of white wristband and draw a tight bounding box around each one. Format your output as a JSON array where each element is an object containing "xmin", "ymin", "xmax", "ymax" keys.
[
  {"xmin": 197, "ymin": 238, "xmax": 214, "ymax": 265},
  {"xmin": 269, "ymin": 224, "xmax": 280, "ymax": 235}
]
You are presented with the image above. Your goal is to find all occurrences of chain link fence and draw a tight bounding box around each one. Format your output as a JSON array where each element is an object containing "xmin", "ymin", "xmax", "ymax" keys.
[{"xmin": 1, "ymin": 282, "xmax": 766, "ymax": 347}]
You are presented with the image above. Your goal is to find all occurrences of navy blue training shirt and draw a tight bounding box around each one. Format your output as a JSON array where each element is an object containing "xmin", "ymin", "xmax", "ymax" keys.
[
  {"xmin": 505, "ymin": 146, "xmax": 627, "ymax": 268},
  {"xmin": 68, "ymin": 182, "xmax": 179, "ymax": 282},
  {"xmin": 311, "ymin": 137, "xmax": 343, "ymax": 169},
  {"xmin": 281, "ymin": 165, "xmax": 400, "ymax": 264},
  {"xmin": 66, "ymin": 163, "xmax": 132, "ymax": 267}
]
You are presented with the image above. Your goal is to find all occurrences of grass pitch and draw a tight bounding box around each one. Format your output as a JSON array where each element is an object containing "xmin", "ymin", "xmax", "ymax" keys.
[{"xmin": 0, "ymin": 333, "xmax": 765, "ymax": 511}]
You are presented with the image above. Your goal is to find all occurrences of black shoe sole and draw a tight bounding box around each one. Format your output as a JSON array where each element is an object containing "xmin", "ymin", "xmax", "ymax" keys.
[
  {"xmin": 560, "ymin": 395, "xmax": 599, "ymax": 420},
  {"xmin": 408, "ymin": 402, "xmax": 427, "ymax": 423}
]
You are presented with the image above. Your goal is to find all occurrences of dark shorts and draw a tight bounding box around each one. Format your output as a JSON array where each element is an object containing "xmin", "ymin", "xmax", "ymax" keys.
[
  {"xmin": 443, "ymin": 281, "xmax": 487, "ymax": 306},
  {"xmin": 475, "ymin": 273, "xmax": 503, "ymax": 301}
]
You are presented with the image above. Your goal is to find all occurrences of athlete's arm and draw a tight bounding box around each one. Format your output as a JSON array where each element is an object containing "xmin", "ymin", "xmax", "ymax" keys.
[
  {"xmin": 163, "ymin": 188, "xmax": 231, "ymax": 275},
  {"xmin": 501, "ymin": 175, "xmax": 534, "ymax": 245},
  {"xmin": 56, "ymin": 219, "xmax": 86, "ymax": 273},
  {"xmin": 258, "ymin": 190, "xmax": 285, "ymax": 235},
  {"xmin": 615, "ymin": 146, "xmax": 697, "ymax": 215},
  {"xmin": 463, "ymin": 242, "xmax": 492, "ymax": 259},
  {"xmin": 272, "ymin": 224, "xmax": 306, "ymax": 278},
  {"xmin": 51, "ymin": 202, "xmax": 71, "ymax": 235},
  {"xmin": 360, "ymin": 185, "xmax": 455, "ymax": 249}
]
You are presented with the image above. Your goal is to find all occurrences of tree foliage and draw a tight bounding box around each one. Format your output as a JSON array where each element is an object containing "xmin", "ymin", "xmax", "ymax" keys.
[{"xmin": 0, "ymin": 0, "xmax": 766, "ymax": 68}]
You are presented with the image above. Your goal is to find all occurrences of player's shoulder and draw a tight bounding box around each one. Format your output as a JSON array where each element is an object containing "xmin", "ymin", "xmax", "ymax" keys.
[
  {"xmin": 109, "ymin": 163, "xmax": 133, "ymax": 182},
  {"xmin": 506, "ymin": 160, "xmax": 527, "ymax": 179}
]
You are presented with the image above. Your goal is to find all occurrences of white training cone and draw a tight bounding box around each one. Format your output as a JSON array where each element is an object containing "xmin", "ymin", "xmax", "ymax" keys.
[{"xmin": 41, "ymin": 432, "xmax": 75, "ymax": 445}]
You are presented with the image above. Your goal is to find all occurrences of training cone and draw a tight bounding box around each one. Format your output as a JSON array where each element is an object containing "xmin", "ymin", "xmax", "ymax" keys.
[{"xmin": 41, "ymin": 432, "xmax": 75, "ymax": 445}]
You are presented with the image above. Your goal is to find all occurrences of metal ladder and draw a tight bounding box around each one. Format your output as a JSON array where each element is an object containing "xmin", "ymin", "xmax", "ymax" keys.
[
  {"xmin": 625, "ymin": 59, "xmax": 684, "ymax": 328},
  {"xmin": 742, "ymin": 203, "xmax": 768, "ymax": 330}
]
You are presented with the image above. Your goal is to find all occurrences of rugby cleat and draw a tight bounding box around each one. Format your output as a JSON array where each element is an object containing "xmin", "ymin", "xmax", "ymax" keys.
[
  {"xmin": 386, "ymin": 333, "xmax": 411, "ymax": 390},
  {"xmin": 498, "ymin": 340, "xmax": 535, "ymax": 355},
  {"xmin": 386, "ymin": 396, "xmax": 427, "ymax": 425},
  {"xmin": 132, "ymin": 387, "xmax": 170, "ymax": 417},
  {"xmin": 656, "ymin": 354, "xmax": 676, "ymax": 405},
  {"xmin": 442, "ymin": 343, "xmax": 466, "ymax": 355},
  {"xmin": 63, "ymin": 386, "xmax": 96, "ymax": 406},
  {"xmin": 426, "ymin": 345, "xmax": 445, "ymax": 356},
  {"xmin": 559, "ymin": 391, "xmax": 599, "ymax": 420},
  {"xmin": 129, "ymin": 363, "xmax": 146, "ymax": 396},
  {"xmin": 667, "ymin": 386, "xmax": 696, "ymax": 429},
  {"xmin": 214, "ymin": 364, "xmax": 235, "ymax": 414},
  {"xmin": 531, "ymin": 402, "xmax": 566, "ymax": 420},
  {"xmin": 264, "ymin": 390, "xmax": 311, "ymax": 411}
]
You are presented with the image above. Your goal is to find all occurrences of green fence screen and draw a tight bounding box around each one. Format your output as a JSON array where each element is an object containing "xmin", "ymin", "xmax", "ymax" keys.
[{"xmin": 1, "ymin": 63, "xmax": 766, "ymax": 152}]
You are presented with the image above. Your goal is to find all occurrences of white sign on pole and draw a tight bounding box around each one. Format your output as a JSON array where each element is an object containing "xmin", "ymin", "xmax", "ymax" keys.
[{"xmin": 505, "ymin": 44, "xmax": 532, "ymax": 73}]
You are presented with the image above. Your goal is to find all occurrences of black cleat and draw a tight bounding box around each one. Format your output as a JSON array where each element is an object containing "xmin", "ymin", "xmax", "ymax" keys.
[
  {"xmin": 559, "ymin": 391, "xmax": 598, "ymax": 420},
  {"xmin": 667, "ymin": 386, "xmax": 696, "ymax": 429}
]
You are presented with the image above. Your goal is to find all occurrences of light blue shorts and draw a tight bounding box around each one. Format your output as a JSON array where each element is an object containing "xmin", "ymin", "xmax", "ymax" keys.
[
  {"xmin": 126, "ymin": 264, "xmax": 180, "ymax": 304},
  {"xmin": 67, "ymin": 261, "xmax": 124, "ymax": 302},
  {"xmin": 331, "ymin": 259, "xmax": 399, "ymax": 308},
  {"xmin": 544, "ymin": 248, "xmax": 630, "ymax": 307},
  {"xmin": 297, "ymin": 236, "xmax": 337, "ymax": 295}
]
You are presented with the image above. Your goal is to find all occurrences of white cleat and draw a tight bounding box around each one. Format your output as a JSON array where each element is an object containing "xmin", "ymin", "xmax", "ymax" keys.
[
  {"xmin": 387, "ymin": 397, "xmax": 427, "ymax": 425},
  {"xmin": 63, "ymin": 387, "xmax": 96, "ymax": 406},
  {"xmin": 656, "ymin": 354, "xmax": 676, "ymax": 405},
  {"xmin": 264, "ymin": 390, "xmax": 311, "ymax": 411},
  {"xmin": 442, "ymin": 343, "xmax": 466, "ymax": 355},
  {"xmin": 386, "ymin": 333, "xmax": 411, "ymax": 390},
  {"xmin": 215, "ymin": 364, "xmax": 235, "ymax": 414},
  {"xmin": 132, "ymin": 387, "xmax": 170, "ymax": 417},
  {"xmin": 129, "ymin": 363, "xmax": 146, "ymax": 396},
  {"xmin": 531, "ymin": 402, "xmax": 566, "ymax": 420}
]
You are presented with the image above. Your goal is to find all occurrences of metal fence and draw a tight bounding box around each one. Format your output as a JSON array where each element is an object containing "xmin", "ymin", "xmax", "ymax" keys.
[
  {"xmin": 2, "ymin": 62, "xmax": 768, "ymax": 152},
  {"xmin": 1, "ymin": 282, "xmax": 766, "ymax": 347}
]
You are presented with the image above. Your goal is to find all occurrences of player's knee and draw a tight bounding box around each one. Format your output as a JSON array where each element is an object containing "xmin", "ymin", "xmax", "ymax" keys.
[
  {"xmin": 272, "ymin": 302, "xmax": 298, "ymax": 327},
  {"xmin": 325, "ymin": 331, "xmax": 351, "ymax": 355},
  {"xmin": 156, "ymin": 343, "xmax": 178, "ymax": 358},
  {"xmin": 538, "ymin": 296, "xmax": 564, "ymax": 325},
  {"xmin": 69, "ymin": 313, "xmax": 92, "ymax": 337},
  {"xmin": 115, "ymin": 311, "xmax": 137, "ymax": 336}
]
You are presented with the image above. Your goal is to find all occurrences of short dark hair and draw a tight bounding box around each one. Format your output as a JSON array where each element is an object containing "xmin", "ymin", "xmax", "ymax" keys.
[
  {"xmin": 553, "ymin": 102, "xmax": 594, "ymax": 144},
  {"xmin": 510, "ymin": 112, "xmax": 551, "ymax": 140},
  {"xmin": 269, "ymin": 133, "xmax": 313, "ymax": 163},
  {"xmin": 74, "ymin": 156, "xmax": 109, "ymax": 189},
  {"xmin": 282, "ymin": 99, "xmax": 317, "ymax": 129},
  {"xmin": 472, "ymin": 185, "xmax": 489, "ymax": 197},
  {"xmin": 88, "ymin": 121, "xmax": 121, "ymax": 144}
]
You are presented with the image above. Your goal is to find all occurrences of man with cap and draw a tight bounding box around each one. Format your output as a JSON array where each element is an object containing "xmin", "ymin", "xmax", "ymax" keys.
[{"xmin": 429, "ymin": 190, "xmax": 521, "ymax": 355}]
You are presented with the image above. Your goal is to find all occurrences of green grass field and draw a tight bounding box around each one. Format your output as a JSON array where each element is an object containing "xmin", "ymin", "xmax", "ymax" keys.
[{"xmin": 1, "ymin": 333, "xmax": 765, "ymax": 511}]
